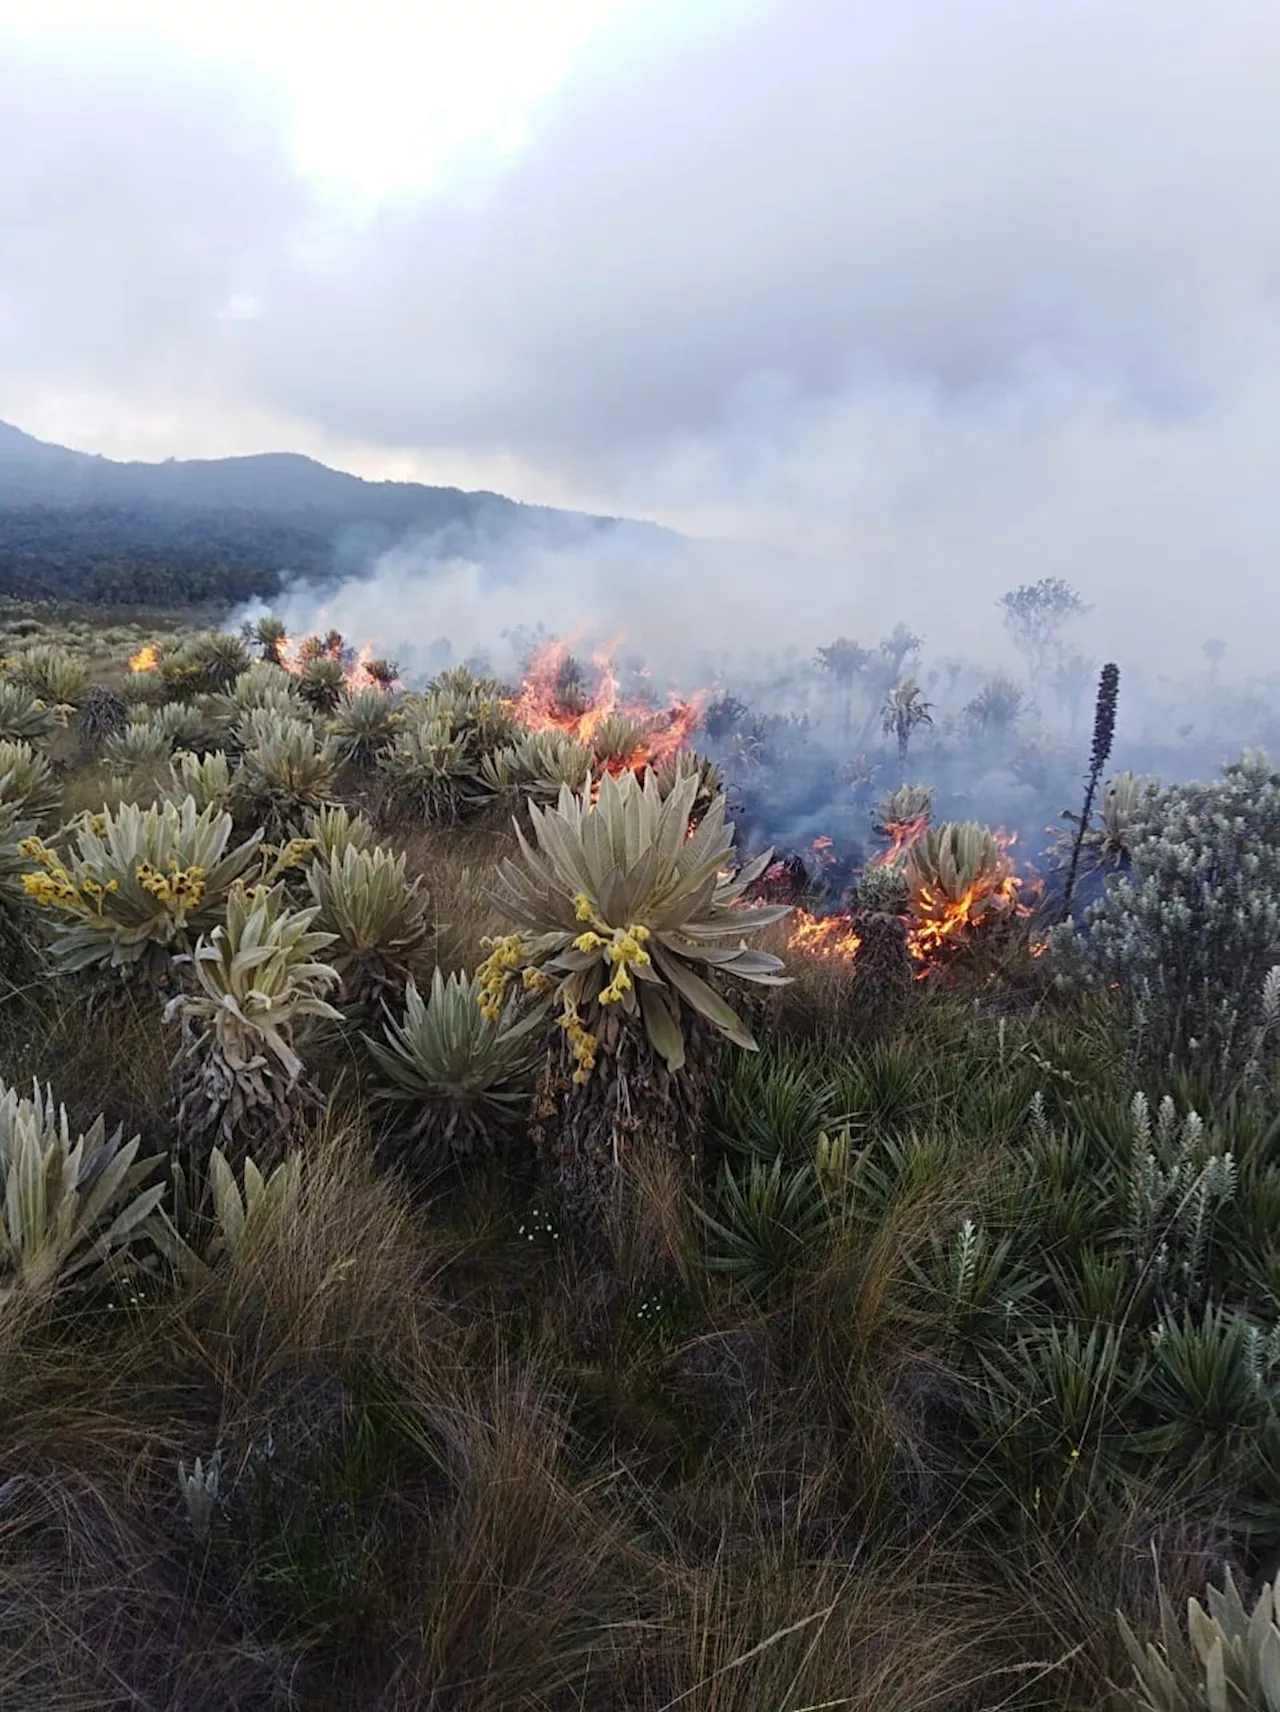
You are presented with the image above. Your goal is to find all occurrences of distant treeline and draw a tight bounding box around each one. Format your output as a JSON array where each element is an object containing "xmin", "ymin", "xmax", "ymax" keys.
[{"xmin": 0, "ymin": 505, "xmax": 327, "ymax": 606}]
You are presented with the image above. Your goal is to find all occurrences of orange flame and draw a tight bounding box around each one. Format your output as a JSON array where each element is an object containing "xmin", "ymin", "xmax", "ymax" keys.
[
  {"xmin": 275, "ymin": 634, "xmax": 384, "ymax": 692},
  {"xmin": 869, "ymin": 814, "xmax": 929, "ymax": 870},
  {"xmin": 128, "ymin": 644, "xmax": 159, "ymax": 673},
  {"xmin": 789, "ymin": 909, "xmax": 862, "ymax": 961},
  {"xmin": 787, "ymin": 828, "xmax": 1042, "ymax": 974},
  {"xmin": 513, "ymin": 637, "xmax": 705, "ymax": 774}
]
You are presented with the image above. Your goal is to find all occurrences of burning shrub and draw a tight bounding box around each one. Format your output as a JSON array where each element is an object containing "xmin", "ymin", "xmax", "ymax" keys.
[
  {"xmin": 903, "ymin": 822, "xmax": 1024, "ymax": 957},
  {"xmin": 1055, "ymin": 752, "xmax": 1280, "ymax": 1090}
]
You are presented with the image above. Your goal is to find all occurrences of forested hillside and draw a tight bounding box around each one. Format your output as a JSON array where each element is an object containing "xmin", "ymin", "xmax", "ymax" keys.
[{"xmin": 0, "ymin": 422, "xmax": 675, "ymax": 606}]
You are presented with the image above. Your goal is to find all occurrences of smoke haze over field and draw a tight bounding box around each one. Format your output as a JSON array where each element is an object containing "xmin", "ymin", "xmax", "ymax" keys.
[{"xmin": 5, "ymin": 0, "xmax": 1280, "ymax": 672}]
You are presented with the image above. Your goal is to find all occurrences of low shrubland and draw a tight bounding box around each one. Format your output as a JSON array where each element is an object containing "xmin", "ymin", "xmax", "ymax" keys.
[{"xmin": 1, "ymin": 608, "xmax": 1279, "ymax": 1709}]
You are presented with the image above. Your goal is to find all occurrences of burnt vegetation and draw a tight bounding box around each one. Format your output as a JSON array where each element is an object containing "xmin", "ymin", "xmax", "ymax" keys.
[{"xmin": 3, "ymin": 586, "xmax": 1280, "ymax": 1710}]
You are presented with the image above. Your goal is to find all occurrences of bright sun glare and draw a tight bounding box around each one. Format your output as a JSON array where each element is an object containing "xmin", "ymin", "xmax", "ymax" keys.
[{"xmin": 0, "ymin": 0, "xmax": 640, "ymax": 207}]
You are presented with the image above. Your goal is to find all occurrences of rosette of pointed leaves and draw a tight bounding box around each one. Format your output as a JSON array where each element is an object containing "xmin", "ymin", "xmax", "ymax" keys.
[
  {"xmin": 485, "ymin": 768, "xmax": 790, "ymax": 1075},
  {"xmin": 0, "ymin": 1079, "xmax": 167, "ymax": 1304},
  {"xmin": 379, "ymin": 710, "xmax": 474, "ymax": 822},
  {"xmin": 0, "ymin": 681, "xmax": 56, "ymax": 746},
  {"xmin": 167, "ymin": 750, "xmax": 234, "ymax": 813},
  {"xmin": 167, "ymin": 882, "xmax": 341, "ymax": 1167},
  {"xmin": 7, "ymin": 643, "xmax": 87, "ymax": 707},
  {"xmin": 425, "ymin": 667, "xmax": 517, "ymax": 750},
  {"xmin": 205, "ymin": 1146, "xmax": 302, "ymax": 1262},
  {"xmin": 874, "ymin": 782, "xmax": 933, "ymax": 835},
  {"xmin": 152, "ymin": 700, "xmax": 210, "ymax": 753},
  {"xmin": 0, "ymin": 739, "xmax": 60, "ymax": 824},
  {"xmin": 651, "ymin": 752, "xmax": 725, "ymax": 821},
  {"xmin": 20, "ymin": 795, "xmax": 263, "ymax": 976},
  {"xmin": 297, "ymin": 655, "xmax": 346, "ymax": 713},
  {"xmin": 234, "ymin": 714, "xmax": 339, "ymax": 836},
  {"xmin": 329, "ymin": 686, "xmax": 402, "ymax": 769},
  {"xmin": 228, "ymin": 662, "xmax": 305, "ymax": 717},
  {"xmin": 366, "ymin": 969, "xmax": 544, "ymax": 1161},
  {"xmin": 305, "ymin": 842, "xmax": 432, "ymax": 1005},
  {"xmin": 103, "ymin": 717, "xmax": 173, "ymax": 776},
  {"xmin": 1119, "ymin": 1565, "xmax": 1280, "ymax": 1712},
  {"xmin": 188, "ymin": 632, "xmax": 251, "ymax": 693},
  {"xmin": 903, "ymin": 821, "xmax": 1019, "ymax": 943},
  {"xmin": 0, "ymin": 801, "xmax": 37, "ymax": 961},
  {"xmin": 477, "ymin": 729, "xmax": 593, "ymax": 804},
  {"xmin": 587, "ymin": 713, "xmax": 650, "ymax": 772},
  {"xmin": 300, "ymin": 801, "xmax": 377, "ymax": 863}
]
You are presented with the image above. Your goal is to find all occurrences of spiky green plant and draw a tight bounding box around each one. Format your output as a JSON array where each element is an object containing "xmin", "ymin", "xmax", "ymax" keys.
[
  {"xmin": 7, "ymin": 643, "xmax": 88, "ymax": 707},
  {"xmin": 167, "ymin": 882, "xmax": 341, "ymax": 1174},
  {"xmin": 103, "ymin": 717, "xmax": 173, "ymax": 777},
  {"xmin": 696, "ymin": 1154, "xmax": 831, "ymax": 1304},
  {"xmin": 205, "ymin": 1146, "xmax": 302, "ymax": 1262},
  {"xmin": 254, "ymin": 615, "xmax": 288, "ymax": 665},
  {"xmin": 0, "ymin": 801, "xmax": 38, "ymax": 964},
  {"xmin": 480, "ymin": 769, "xmax": 789, "ymax": 1251},
  {"xmin": 229, "ymin": 662, "xmax": 305, "ymax": 716},
  {"xmin": 477, "ymin": 729, "xmax": 593, "ymax": 804},
  {"xmin": 167, "ymin": 749, "xmax": 234, "ymax": 813},
  {"xmin": 587, "ymin": 713, "xmax": 651, "ymax": 771},
  {"xmin": 424, "ymin": 666, "xmax": 516, "ymax": 749},
  {"xmin": 874, "ymin": 782, "xmax": 934, "ymax": 835},
  {"xmin": 903, "ymin": 821, "xmax": 1021, "ymax": 953},
  {"xmin": 0, "ymin": 1079, "xmax": 167, "ymax": 1304},
  {"xmin": 379, "ymin": 712, "xmax": 475, "ymax": 822},
  {"xmin": 329, "ymin": 686, "xmax": 403, "ymax": 769},
  {"xmin": 0, "ymin": 739, "xmax": 60, "ymax": 824},
  {"xmin": 300, "ymin": 801, "xmax": 377, "ymax": 863},
  {"xmin": 19, "ymin": 796, "xmax": 263, "ymax": 978},
  {"xmin": 0, "ymin": 681, "xmax": 56, "ymax": 746},
  {"xmin": 234, "ymin": 715, "xmax": 339, "ymax": 837},
  {"xmin": 189, "ymin": 632, "xmax": 252, "ymax": 693},
  {"xmin": 366, "ymin": 969, "xmax": 544, "ymax": 1164},
  {"xmin": 1119, "ymin": 1565, "xmax": 1280, "ymax": 1711},
  {"xmin": 152, "ymin": 700, "xmax": 210, "ymax": 753},
  {"xmin": 305, "ymin": 843, "xmax": 432, "ymax": 1006},
  {"xmin": 297, "ymin": 655, "xmax": 346, "ymax": 713}
]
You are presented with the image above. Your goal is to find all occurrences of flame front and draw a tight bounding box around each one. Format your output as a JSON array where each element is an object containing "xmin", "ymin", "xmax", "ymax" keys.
[
  {"xmin": 513, "ymin": 637, "xmax": 705, "ymax": 773},
  {"xmin": 128, "ymin": 644, "xmax": 159, "ymax": 673},
  {"xmin": 789, "ymin": 909, "xmax": 862, "ymax": 960}
]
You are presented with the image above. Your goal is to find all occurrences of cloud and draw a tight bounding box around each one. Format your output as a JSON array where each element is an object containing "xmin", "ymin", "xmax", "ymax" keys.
[{"xmin": 5, "ymin": 0, "xmax": 1280, "ymax": 671}]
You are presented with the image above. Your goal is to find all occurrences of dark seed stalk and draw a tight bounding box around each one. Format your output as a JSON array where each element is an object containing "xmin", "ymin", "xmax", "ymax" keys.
[{"xmin": 1061, "ymin": 662, "xmax": 1120, "ymax": 922}]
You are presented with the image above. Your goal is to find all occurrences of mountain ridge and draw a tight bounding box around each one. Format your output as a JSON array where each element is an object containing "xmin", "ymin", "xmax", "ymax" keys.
[{"xmin": 0, "ymin": 420, "xmax": 678, "ymax": 607}]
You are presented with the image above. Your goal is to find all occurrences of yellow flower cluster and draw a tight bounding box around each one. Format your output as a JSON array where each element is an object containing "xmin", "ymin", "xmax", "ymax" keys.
[
  {"xmin": 558, "ymin": 1000, "xmax": 598, "ymax": 1084},
  {"xmin": 19, "ymin": 836, "xmax": 120, "ymax": 914},
  {"xmin": 522, "ymin": 966, "xmax": 554, "ymax": 995},
  {"xmin": 598, "ymin": 924, "xmax": 651, "ymax": 1006},
  {"xmin": 135, "ymin": 861, "xmax": 207, "ymax": 912},
  {"xmin": 476, "ymin": 932, "xmax": 527, "ymax": 1021}
]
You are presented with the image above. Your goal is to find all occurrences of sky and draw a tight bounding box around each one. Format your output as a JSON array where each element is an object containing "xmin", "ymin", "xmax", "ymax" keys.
[{"xmin": 2, "ymin": 0, "xmax": 1280, "ymax": 671}]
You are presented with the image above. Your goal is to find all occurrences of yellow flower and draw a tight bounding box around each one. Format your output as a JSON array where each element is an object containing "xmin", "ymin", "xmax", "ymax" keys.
[
  {"xmin": 573, "ymin": 930, "xmax": 605, "ymax": 953},
  {"xmin": 573, "ymin": 893, "xmax": 596, "ymax": 922}
]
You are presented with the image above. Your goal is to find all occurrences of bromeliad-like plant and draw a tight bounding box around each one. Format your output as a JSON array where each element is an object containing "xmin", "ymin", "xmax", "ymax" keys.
[
  {"xmin": 477, "ymin": 729, "xmax": 594, "ymax": 805},
  {"xmin": 0, "ymin": 681, "xmax": 57, "ymax": 746},
  {"xmin": 904, "ymin": 821, "xmax": 1023, "ymax": 956},
  {"xmin": 329, "ymin": 686, "xmax": 403, "ymax": 769},
  {"xmin": 167, "ymin": 882, "xmax": 341, "ymax": 1173},
  {"xmin": 234, "ymin": 715, "xmax": 339, "ymax": 836},
  {"xmin": 479, "ymin": 768, "xmax": 790, "ymax": 1253},
  {"xmin": 1119, "ymin": 1564, "xmax": 1280, "ymax": 1711},
  {"xmin": 7, "ymin": 643, "xmax": 88, "ymax": 707},
  {"xmin": 0, "ymin": 1079, "xmax": 168, "ymax": 1304},
  {"xmin": 379, "ymin": 711, "xmax": 475, "ymax": 823},
  {"xmin": 483, "ymin": 768, "xmax": 790, "ymax": 1078},
  {"xmin": 0, "ymin": 739, "xmax": 60, "ymax": 825},
  {"xmin": 166, "ymin": 749, "xmax": 234, "ymax": 813},
  {"xmin": 20, "ymin": 795, "xmax": 263, "ymax": 978},
  {"xmin": 103, "ymin": 717, "xmax": 174, "ymax": 777},
  {"xmin": 305, "ymin": 842, "xmax": 432, "ymax": 1006},
  {"xmin": 300, "ymin": 801, "xmax": 377, "ymax": 864},
  {"xmin": 366, "ymin": 969, "xmax": 545, "ymax": 1165}
]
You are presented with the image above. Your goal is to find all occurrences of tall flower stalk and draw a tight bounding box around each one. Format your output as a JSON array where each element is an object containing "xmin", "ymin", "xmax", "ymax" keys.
[{"xmin": 1061, "ymin": 662, "xmax": 1119, "ymax": 922}]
